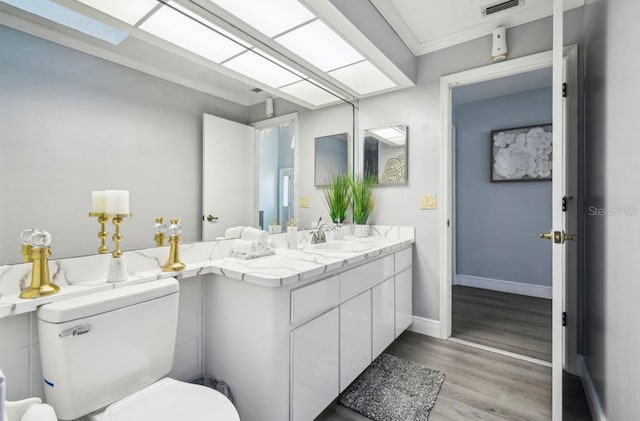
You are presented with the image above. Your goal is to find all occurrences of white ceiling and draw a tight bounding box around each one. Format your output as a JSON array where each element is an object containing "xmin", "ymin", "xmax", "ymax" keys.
[
  {"xmin": 0, "ymin": 0, "xmax": 416, "ymax": 109},
  {"xmin": 370, "ymin": 0, "xmax": 585, "ymax": 56}
]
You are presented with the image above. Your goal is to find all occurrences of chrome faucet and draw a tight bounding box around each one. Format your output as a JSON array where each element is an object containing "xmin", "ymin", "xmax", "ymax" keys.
[{"xmin": 311, "ymin": 223, "xmax": 335, "ymax": 244}]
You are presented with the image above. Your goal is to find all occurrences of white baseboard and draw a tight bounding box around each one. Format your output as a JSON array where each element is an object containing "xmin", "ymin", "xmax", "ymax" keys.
[
  {"xmin": 454, "ymin": 274, "xmax": 552, "ymax": 299},
  {"xmin": 577, "ymin": 355, "xmax": 606, "ymax": 421},
  {"xmin": 408, "ymin": 316, "xmax": 440, "ymax": 338}
]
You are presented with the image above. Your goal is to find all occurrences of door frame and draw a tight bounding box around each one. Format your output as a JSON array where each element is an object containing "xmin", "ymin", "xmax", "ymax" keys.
[
  {"xmin": 251, "ymin": 112, "xmax": 299, "ymax": 228},
  {"xmin": 438, "ymin": 46, "xmax": 578, "ymax": 367}
]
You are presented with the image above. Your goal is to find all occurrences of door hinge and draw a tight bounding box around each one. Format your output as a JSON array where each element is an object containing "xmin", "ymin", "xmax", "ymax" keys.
[
  {"xmin": 562, "ymin": 312, "xmax": 567, "ymax": 327},
  {"xmin": 562, "ymin": 82, "xmax": 567, "ymax": 98},
  {"xmin": 562, "ymin": 195, "xmax": 573, "ymax": 212},
  {"xmin": 447, "ymin": 219, "xmax": 451, "ymax": 227}
]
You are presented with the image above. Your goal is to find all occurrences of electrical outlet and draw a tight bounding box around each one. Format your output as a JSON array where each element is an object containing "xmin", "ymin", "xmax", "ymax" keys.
[
  {"xmin": 299, "ymin": 196, "xmax": 309, "ymax": 208},
  {"xmin": 420, "ymin": 194, "xmax": 437, "ymax": 210}
]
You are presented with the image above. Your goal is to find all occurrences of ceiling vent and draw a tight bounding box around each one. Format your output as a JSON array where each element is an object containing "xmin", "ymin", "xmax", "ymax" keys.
[{"xmin": 481, "ymin": 0, "xmax": 524, "ymax": 17}]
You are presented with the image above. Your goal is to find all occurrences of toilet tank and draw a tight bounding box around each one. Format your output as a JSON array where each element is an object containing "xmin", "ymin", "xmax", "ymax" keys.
[{"xmin": 37, "ymin": 278, "xmax": 180, "ymax": 421}]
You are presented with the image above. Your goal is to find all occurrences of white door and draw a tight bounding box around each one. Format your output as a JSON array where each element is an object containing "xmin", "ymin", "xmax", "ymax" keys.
[
  {"xmin": 202, "ymin": 114, "xmax": 255, "ymax": 240},
  {"xmin": 547, "ymin": 2, "xmax": 578, "ymax": 418}
]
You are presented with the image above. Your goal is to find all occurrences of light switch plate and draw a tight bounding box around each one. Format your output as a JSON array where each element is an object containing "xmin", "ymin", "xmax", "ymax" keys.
[
  {"xmin": 300, "ymin": 196, "xmax": 309, "ymax": 208},
  {"xmin": 420, "ymin": 194, "xmax": 437, "ymax": 210}
]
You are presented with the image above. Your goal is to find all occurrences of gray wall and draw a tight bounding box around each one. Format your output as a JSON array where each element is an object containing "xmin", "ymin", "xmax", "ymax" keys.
[
  {"xmin": 454, "ymin": 88, "xmax": 552, "ymax": 286},
  {"xmin": 582, "ymin": 0, "xmax": 640, "ymax": 418},
  {"xmin": 356, "ymin": 9, "xmax": 584, "ymax": 320},
  {"xmin": 0, "ymin": 25, "xmax": 249, "ymax": 263}
]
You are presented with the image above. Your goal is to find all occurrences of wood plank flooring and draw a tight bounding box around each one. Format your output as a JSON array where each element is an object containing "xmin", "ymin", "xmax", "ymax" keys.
[
  {"xmin": 452, "ymin": 285, "xmax": 552, "ymax": 362},
  {"xmin": 317, "ymin": 331, "xmax": 591, "ymax": 421}
]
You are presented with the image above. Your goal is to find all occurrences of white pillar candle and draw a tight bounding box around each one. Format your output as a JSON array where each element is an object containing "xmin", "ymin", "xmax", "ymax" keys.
[
  {"xmin": 91, "ymin": 191, "xmax": 106, "ymax": 213},
  {"xmin": 105, "ymin": 190, "xmax": 130, "ymax": 215}
]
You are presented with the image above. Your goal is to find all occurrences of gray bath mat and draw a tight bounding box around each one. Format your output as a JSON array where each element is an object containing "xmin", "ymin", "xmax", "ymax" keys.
[{"xmin": 339, "ymin": 353, "xmax": 445, "ymax": 421}]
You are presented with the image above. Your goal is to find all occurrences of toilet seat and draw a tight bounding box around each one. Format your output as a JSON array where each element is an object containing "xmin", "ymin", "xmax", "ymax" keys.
[{"xmin": 90, "ymin": 378, "xmax": 240, "ymax": 421}]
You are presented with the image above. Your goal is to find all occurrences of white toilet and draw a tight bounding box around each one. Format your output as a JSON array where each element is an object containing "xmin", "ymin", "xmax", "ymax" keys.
[{"xmin": 36, "ymin": 278, "xmax": 240, "ymax": 421}]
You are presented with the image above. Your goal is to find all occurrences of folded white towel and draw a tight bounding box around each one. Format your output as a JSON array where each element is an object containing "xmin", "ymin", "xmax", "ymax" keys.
[
  {"xmin": 232, "ymin": 239, "xmax": 258, "ymax": 254},
  {"xmin": 241, "ymin": 227, "xmax": 268, "ymax": 242},
  {"xmin": 224, "ymin": 226, "xmax": 245, "ymax": 239},
  {"xmin": 21, "ymin": 404, "xmax": 57, "ymax": 421}
]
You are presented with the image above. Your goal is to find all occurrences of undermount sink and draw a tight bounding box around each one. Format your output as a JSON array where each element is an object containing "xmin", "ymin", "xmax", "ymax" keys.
[{"xmin": 305, "ymin": 241, "xmax": 370, "ymax": 253}]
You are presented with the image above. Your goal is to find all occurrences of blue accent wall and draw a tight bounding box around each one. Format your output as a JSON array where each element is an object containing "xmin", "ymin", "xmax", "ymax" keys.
[{"xmin": 454, "ymin": 87, "xmax": 552, "ymax": 286}]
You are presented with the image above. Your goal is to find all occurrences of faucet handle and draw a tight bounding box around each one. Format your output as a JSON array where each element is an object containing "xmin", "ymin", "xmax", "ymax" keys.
[
  {"xmin": 30, "ymin": 230, "xmax": 51, "ymax": 248},
  {"xmin": 168, "ymin": 218, "xmax": 182, "ymax": 236}
]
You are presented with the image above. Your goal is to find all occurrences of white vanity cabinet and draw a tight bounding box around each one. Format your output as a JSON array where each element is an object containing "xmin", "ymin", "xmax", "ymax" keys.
[
  {"xmin": 372, "ymin": 277, "xmax": 395, "ymax": 358},
  {"xmin": 291, "ymin": 308, "xmax": 339, "ymax": 421},
  {"xmin": 339, "ymin": 290, "xmax": 372, "ymax": 391},
  {"xmin": 204, "ymin": 245, "xmax": 413, "ymax": 421}
]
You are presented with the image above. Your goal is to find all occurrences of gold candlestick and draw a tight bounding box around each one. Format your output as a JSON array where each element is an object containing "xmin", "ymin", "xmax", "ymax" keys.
[
  {"xmin": 109, "ymin": 213, "xmax": 131, "ymax": 258},
  {"xmin": 89, "ymin": 212, "xmax": 110, "ymax": 254}
]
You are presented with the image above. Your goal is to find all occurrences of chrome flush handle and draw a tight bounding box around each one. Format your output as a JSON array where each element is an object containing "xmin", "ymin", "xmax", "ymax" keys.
[{"xmin": 59, "ymin": 324, "xmax": 91, "ymax": 338}]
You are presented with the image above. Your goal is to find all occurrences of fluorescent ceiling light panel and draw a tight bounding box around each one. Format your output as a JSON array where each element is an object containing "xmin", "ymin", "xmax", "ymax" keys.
[
  {"xmin": 76, "ymin": 0, "xmax": 157, "ymax": 25},
  {"xmin": 279, "ymin": 80, "xmax": 339, "ymax": 107},
  {"xmin": 223, "ymin": 50, "xmax": 303, "ymax": 88},
  {"xmin": 275, "ymin": 20, "xmax": 364, "ymax": 72},
  {"xmin": 207, "ymin": 0, "xmax": 315, "ymax": 37},
  {"xmin": 328, "ymin": 61, "xmax": 396, "ymax": 95},
  {"xmin": 369, "ymin": 127, "xmax": 405, "ymax": 146},
  {"xmin": 139, "ymin": 2, "xmax": 249, "ymax": 64},
  {"xmin": 2, "ymin": 0, "xmax": 128, "ymax": 44}
]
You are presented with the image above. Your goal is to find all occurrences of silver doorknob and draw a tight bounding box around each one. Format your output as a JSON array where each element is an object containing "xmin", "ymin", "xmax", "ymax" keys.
[{"xmin": 205, "ymin": 215, "xmax": 218, "ymax": 223}]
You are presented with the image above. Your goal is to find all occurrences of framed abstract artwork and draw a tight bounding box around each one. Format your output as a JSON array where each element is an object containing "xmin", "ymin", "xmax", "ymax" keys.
[{"xmin": 491, "ymin": 124, "xmax": 552, "ymax": 182}]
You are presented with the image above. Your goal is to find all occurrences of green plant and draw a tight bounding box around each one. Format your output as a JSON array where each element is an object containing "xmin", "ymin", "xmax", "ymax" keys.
[
  {"xmin": 322, "ymin": 173, "xmax": 351, "ymax": 223},
  {"xmin": 351, "ymin": 174, "xmax": 376, "ymax": 225}
]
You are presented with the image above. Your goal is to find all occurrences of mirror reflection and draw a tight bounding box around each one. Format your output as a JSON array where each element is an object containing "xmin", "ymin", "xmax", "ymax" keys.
[
  {"xmin": 364, "ymin": 125, "xmax": 408, "ymax": 185},
  {"xmin": 314, "ymin": 133, "xmax": 349, "ymax": 186},
  {"xmin": 0, "ymin": 24, "xmax": 354, "ymax": 265},
  {"xmin": 257, "ymin": 119, "xmax": 296, "ymax": 230}
]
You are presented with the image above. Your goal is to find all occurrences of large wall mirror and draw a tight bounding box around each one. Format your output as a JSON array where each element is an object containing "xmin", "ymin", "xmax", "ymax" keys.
[
  {"xmin": 1, "ymin": 23, "xmax": 355, "ymax": 264},
  {"xmin": 364, "ymin": 125, "xmax": 408, "ymax": 185},
  {"xmin": 314, "ymin": 133, "xmax": 349, "ymax": 186}
]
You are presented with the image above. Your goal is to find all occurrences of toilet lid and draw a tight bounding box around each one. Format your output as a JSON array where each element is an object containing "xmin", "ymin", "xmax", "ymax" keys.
[{"xmin": 102, "ymin": 378, "xmax": 240, "ymax": 421}]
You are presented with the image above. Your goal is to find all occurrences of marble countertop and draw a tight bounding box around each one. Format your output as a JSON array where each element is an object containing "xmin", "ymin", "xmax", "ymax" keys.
[{"xmin": 0, "ymin": 225, "xmax": 414, "ymax": 318}]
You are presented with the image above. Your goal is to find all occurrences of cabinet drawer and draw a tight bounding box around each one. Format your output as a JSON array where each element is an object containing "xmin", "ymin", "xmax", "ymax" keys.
[
  {"xmin": 340, "ymin": 255, "xmax": 394, "ymax": 301},
  {"xmin": 291, "ymin": 276, "xmax": 339, "ymax": 323},
  {"xmin": 395, "ymin": 247, "xmax": 412, "ymax": 272}
]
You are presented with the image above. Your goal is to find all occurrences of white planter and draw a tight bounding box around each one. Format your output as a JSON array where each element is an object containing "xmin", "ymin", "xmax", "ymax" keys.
[{"xmin": 354, "ymin": 224, "xmax": 370, "ymax": 238}]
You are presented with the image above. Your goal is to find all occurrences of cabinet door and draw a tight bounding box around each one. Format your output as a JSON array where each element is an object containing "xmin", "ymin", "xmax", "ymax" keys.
[
  {"xmin": 372, "ymin": 277, "xmax": 395, "ymax": 358},
  {"xmin": 395, "ymin": 268, "xmax": 413, "ymax": 337},
  {"xmin": 291, "ymin": 308, "xmax": 339, "ymax": 421},
  {"xmin": 340, "ymin": 290, "xmax": 372, "ymax": 392}
]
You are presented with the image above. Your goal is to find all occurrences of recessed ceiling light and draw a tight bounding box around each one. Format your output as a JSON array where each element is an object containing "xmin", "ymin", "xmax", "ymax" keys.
[
  {"xmin": 139, "ymin": 2, "xmax": 249, "ymax": 64},
  {"xmin": 275, "ymin": 20, "xmax": 364, "ymax": 72},
  {"xmin": 76, "ymin": 0, "xmax": 158, "ymax": 25},
  {"xmin": 2, "ymin": 0, "xmax": 129, "ymax": 44},
  {"xmin": 328, "ymin": 60, "xmax": 396, "ymax": 95},
  {"xmin": 223, "ymin": 50, "xmax": 303, "ymax": 88},
  {"xmin": 279, "ymin": 79, "xmax": 340, "ymax": 107},
  {"xmin": 206, "ymin": 0, "xmax": 315, "ymax": 37}
]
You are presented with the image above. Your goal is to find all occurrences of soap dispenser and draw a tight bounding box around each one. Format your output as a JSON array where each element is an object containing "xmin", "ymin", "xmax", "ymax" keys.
[{"xmin": 287, "ymin": 219, "xmax": 298, "ymax": 249}]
